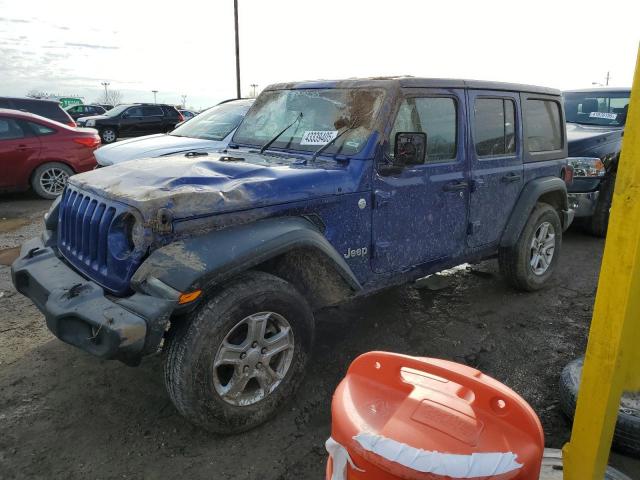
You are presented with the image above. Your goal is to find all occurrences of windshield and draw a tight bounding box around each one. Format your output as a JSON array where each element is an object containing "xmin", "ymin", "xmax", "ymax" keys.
[
  {"xmin": 170, "ymin": 102, "xmax": 250, "ymax": 140},
  {"xmin": 564, "ymin": 91, "xmax": 630, "ymax": 127},
  {"xmin": 233, "ymin": 88, "xmax": 385, "ymax": 155},
  {"xmin": 103, "ymin": 104, "xmax": 130, "ymax": 117}
]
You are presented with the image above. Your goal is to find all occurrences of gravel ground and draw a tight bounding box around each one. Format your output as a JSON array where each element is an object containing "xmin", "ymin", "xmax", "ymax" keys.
[{"xmin": 0, "ymin": 192, "xmax": 638, "ymax": 479}]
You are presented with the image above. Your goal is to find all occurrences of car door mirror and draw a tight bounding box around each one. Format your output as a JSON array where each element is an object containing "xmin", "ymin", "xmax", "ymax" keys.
[{"xmin": 394, "ymin": 132, "xmax": 427, "ymax": 166}]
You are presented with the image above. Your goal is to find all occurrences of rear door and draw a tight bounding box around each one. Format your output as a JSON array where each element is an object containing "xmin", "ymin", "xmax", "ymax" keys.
[
  {"xmin": 141, "ymin": 106, "xmax": 165, "ymax": 134},
  {"xmin": 120, "ymin": 106, "xmax": 144, "ymax": 136},
  {"xmin": 0, "ymin": 116, "xmax": 41, "ymax": 189},
  {"xmin": 372, "ymin": 89, "xmax": 469, "ymax": 273},
  {"xmin": 467, "ymin": 91, "xmax": 523, "ymax": 247}
]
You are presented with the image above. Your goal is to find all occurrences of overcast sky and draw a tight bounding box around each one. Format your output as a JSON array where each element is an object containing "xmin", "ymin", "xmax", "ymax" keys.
[{"xmin": 0, "ymin": 0, "xmax": 638, "ymax": 109}]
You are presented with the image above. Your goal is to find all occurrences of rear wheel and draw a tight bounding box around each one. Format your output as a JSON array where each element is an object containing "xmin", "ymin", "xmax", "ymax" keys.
[
  {"xmin": 99, "ymin": 127, "xmax": 117, "ymax": 144},
  {"xmin": 164, "ymin": 271, "xmax": 314, "ymax": 433},
  {"xmin": 499, "ymin": 203, "xmax": 562, "ymax": 291},
  {"xmin": 31, "ymin": 162, "xmax": 73, "ymax": 199}
]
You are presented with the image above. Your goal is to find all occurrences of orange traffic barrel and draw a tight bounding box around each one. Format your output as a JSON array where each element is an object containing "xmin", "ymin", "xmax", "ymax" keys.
[{"xmin": 326, "ymin": 352, "xmax": 544, "ymax": 480}]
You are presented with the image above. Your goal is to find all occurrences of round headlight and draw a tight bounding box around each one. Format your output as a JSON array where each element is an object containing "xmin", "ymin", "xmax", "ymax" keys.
[{"xmin": 130, "ymin": 218, "xmax": 146, "ymax": 250}]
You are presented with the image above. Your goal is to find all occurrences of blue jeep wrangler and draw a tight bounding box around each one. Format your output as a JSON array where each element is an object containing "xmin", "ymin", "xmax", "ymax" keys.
[{"xmin": 12, "ymin": 78, "xmax": 573, "ymax": 433}]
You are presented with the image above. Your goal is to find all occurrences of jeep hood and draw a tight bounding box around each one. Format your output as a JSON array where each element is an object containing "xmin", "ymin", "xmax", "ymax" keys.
[
  {"xmin": 94, "ymin": 133, "xmax": 230, "ymax": 165},
  {"xmin": 566, "ymin": 122, "xmax": 623, "ymax": 156},
  {"xmin": 69, "ymin": 152, "xmax": 357, "ymax": 221}
]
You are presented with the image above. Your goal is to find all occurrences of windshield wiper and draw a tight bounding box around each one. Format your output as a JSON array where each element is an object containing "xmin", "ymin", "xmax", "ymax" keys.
[
  {"xmin": 311, "ymin": 124, "xmax": 356, "ymax": 162},
  {"xmin": 259, "ymin": 112, "xmax": 303, "ymax": 154}
]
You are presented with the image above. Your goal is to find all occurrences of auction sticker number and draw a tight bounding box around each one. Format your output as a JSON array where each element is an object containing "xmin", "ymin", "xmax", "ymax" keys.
[
  {"xmin": 589, "ymin": 111, "xmax": 617, "ymax": 120},
  {"xmin": 301, "ymin": 130, "xmax": 338, "ymax": 145}
]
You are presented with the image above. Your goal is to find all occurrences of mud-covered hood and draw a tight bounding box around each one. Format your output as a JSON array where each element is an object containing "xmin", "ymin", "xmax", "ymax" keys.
[
  {"xmin": 566, "ymin": 122, "xmax": 623, "ymax": 156},
  {"xmin": 69, "ymin": 152, "xmax": 357, "ymax": 221},
  {"xmin": 95, "ymin": 134, "xmax": 230, "ymax": 165}
]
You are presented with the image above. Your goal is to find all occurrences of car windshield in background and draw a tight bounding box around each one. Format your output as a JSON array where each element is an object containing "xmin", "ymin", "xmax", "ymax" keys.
[
  {"xmin": 233, "ymin": 88, "xmax": 385, "ymax": 155},
  {"xmin": 170, "ymin": 102, "xmax": 249, "ymax": 140},
  {"xmin": 564, "ymin": 91, "xmax": 630, "ymax": 127},
  {"xmin": 102, "ymin": 105, "xmax": 130, "ymax": 117}
]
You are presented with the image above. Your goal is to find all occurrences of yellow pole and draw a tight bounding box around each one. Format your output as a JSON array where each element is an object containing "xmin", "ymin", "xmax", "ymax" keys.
[{"xmin": 563, "ymin": 45, "xmax": 640, "ymax": 478}]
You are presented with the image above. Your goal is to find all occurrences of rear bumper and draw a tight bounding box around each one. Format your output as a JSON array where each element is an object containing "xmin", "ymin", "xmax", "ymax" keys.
[
  {"xmin": 568, "ymin": 192, "xmax": 599, "ymax": 218},
  {"xmin": 11, "ymin": 236, "xmax": 175, "ymax": 365}
]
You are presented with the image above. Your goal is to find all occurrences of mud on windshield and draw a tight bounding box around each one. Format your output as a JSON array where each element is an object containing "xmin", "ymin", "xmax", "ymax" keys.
[{"xmin": 233, "ymin": 88, "xmax": 385, "ymax": 156}]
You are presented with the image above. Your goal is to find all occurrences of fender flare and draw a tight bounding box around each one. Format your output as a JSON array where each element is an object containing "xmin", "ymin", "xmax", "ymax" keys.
[
  {"xmin": 131, "ymin": 216, "xmax": 362, "ymax": 294},
  {"xmin": 500, "ymin": 176, "xmax": 568, "ymax": 248}
]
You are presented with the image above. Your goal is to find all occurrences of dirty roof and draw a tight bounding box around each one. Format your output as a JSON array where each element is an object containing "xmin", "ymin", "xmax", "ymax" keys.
[{"xmin": 264, "ymin": 77, "xmax": 561, "ymax": 96}]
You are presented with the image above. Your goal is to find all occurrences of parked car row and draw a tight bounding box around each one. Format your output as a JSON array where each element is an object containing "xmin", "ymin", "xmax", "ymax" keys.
[{"xmin": 13, "ymin": 76, "xmax": 580, "ymax": 434}]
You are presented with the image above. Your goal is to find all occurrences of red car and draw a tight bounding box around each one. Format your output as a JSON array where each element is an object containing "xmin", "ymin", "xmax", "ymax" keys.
[{"xmin": 0, "ymin": 109, "xmax": 100, "ymax": 199}]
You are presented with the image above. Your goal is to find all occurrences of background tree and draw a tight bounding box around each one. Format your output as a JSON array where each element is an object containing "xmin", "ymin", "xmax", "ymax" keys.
[{"xmin": 96, "ymin": 89, "xmax": 123, "ymax": 106}]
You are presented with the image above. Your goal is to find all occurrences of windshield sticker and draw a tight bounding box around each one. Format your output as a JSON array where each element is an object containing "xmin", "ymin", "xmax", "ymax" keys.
[
  {"xmin": 589, "ymin": 111, "xmax": 617, "ymax": 120},
  {"xmin": 300, "ymin": 130, "xmax": 338, "ymax": 145},
  {"xmin": 345, "ymin": 141, "xmax": 360, "ymax": 148}
]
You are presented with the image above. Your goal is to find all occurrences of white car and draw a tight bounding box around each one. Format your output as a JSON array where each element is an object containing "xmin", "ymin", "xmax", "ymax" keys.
[{"xmin": 95, "ymin": 98, "xmax": 254, "ymax": 166}]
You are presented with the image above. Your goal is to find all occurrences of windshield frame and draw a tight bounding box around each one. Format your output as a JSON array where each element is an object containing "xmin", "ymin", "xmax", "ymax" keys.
[
  {"xmin": 563, "ymin": 91, "xmax": 630, "ymax": 127},
  {"xmin": 231, "ymin": 87, "xmax": 386, "ymax": 158}
]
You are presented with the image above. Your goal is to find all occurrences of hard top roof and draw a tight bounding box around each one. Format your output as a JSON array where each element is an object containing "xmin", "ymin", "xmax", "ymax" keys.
[
  {"xmin": 0, "ymin": 96, "xmax": 60, "ymax": 105},
  {"xmin": 563, "ymin": 87, "xmax": 631, "ymax": 94},
  {"xmin": 264, "ymin": 76, "xmax": 561, "ymax": 96}
]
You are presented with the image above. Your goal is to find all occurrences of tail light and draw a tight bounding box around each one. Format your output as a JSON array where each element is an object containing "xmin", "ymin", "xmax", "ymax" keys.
[
  {"xmin": 178, "ymin": 112, "xmax": 185, "ymax": 122},
  {"xmin": 73, "ymin": 136, "xmax": 101, "ymax": 148}
]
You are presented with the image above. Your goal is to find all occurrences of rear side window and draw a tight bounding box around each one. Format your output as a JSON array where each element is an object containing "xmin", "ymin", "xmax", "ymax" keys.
[
  {"xmin": 474, "ymin": 98, "xmax": 516, "ymax": 157},
  {"xmin": 165, "ymin": 107, "xmax": 180, "ymax": 118},
  {"xmin": 0, "ymin": 117, "xmax": 26, "ymax": 140},
  {"xmin": 525, "ymin": 100, "xmax": 562, "ymax": 152},
  {"xmin": 389, "ymin": 97, "xmax": 457, "ymax": 163},
  {"xmin": 126, "ymin": 106, "xmax": 144, "ymax": 117},
  {"xmin": 27, "ymin": 122, "xmax": 56, "ymax": 135},
  {"xmin": 143, "ymin": 106, "xmax": 164, "ymax": 116}
]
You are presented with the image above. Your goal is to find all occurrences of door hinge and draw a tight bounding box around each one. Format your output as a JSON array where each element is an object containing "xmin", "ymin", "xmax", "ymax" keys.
[{"xmin": 467, "ymin": 221, "xmax": 480, "ymax": 235}]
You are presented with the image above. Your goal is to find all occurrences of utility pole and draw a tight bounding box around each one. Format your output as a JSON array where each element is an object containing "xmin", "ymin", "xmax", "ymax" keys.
[
  {"xmin": 606, "ymin": 71, "xmax": 611, "ymax": 86},
  {"xmin": 181, "ymin": 94, "xmax": 187, "ymax": 108},
  {"xmin": 234, "ymin": 0, "xmax": 241, "ymax": 99},
  {"xmin": 250, "ymin": 83, "xmax": 258, "ymax": 98},
  {"xmin": 152, "ymin": 90, "xmax": 158, "ymax": 104},
  {"xmin": 101, "ymin": 81, "xmax": 110, "ymax": 102}
]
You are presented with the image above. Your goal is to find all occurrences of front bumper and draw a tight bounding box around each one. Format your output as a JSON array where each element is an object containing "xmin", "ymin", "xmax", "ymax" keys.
[
  {"xmin": 11, "ymin": 236, "xmax": 176, "ymax": 365},
  {"xmin": 568, "ymin": 191, "xmax": 600, "ymax": 218}
]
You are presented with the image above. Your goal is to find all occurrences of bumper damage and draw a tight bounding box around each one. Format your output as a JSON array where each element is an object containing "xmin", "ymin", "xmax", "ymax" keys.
[
  {"xmin": 568, "ymin": 191, "xmax": 599, "ymax": 218},
  {"xmin": 11, "ymin": 236, "xmax": 176, "ymax": 365}
]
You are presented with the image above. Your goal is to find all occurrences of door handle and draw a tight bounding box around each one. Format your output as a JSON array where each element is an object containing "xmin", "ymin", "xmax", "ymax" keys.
[
  {"xmin": 16, "ymin": 144, "xmax": 29, "ymax": 150},
  {"xmin": 501, "ymin": 173, "xmax": 522, "ymax": 183},
  {"xmin": 443, "ymin": 181, "xmax": 468, "ymax": 192}
]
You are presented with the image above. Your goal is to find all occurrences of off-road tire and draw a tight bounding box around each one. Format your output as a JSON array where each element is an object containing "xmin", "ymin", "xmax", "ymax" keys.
[
  {"xmin": 588, "ymin": 173, "xmax": 615, "ymax": 238},
  {"xmin": 499, "ymin": 202, "xmax": 562, "ymax": 291},
  {"xmin": 31, "ymin": 162, "xmax": 74, "ymax": 199},
  {"xmin": 99, "ymin": 127, "xmax": 118, "ymax": 144},
  {"xmin": 560, "ymin": 357, "xmax": 640, "ymax": 457},
  {"xmin": 163, "ymin": 271, "xmax": 315, "ymax": 434}
]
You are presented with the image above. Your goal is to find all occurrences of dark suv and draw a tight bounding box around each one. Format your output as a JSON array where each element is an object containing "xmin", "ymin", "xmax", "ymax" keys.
[
  {"xmin": 0, "ymin": 97, "xmax": 75, "ymax": 127},
  {"xmin": 76, "ymin": 103, "xmax": 184, "ymax": 144},
  {"xmin": 64, "ymin": 104, "xmax": 106, "ymax": 121}
]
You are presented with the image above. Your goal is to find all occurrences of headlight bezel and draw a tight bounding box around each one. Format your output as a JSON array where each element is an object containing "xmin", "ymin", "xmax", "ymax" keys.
[{"xmin": 568, "ymin": 157, "xmax": 606, "ymax": 178}]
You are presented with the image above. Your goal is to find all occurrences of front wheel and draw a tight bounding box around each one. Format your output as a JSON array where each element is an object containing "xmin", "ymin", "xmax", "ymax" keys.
[
  {"xmin": 99, "ymin": 127, "xmax": 117, "ymax": 144},
  {"xmin": 499, "ymin": 203, "xmax": 562, "ymax": 291},
  {"xmin": 164, "ymin": 271, "xmax": 315, "ymax": 434},
  {"xmin": 31, "ymin": 162, "xmax": 74, "ymax": 199}
]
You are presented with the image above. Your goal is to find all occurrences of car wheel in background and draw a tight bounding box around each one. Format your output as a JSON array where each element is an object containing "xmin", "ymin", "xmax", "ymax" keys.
[
  {"xmin": 31, "ymin": 162, "xmax": 74, "ymax": 199},
  {"xmin": 100, "ymin": 128, "xmax": 117, "ymax": 144},
  {"xmin": 499, "ymin": 202, "xmax": 562, "ymax": 291}
]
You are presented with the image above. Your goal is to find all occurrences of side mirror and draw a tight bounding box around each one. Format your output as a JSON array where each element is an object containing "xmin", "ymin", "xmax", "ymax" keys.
[{"xmin": 394, "ymin": 132, "xmax": 426, "ymax": 166}]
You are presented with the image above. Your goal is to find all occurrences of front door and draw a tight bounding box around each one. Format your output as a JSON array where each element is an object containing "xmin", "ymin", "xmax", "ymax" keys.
[
  {"xmin": 467, "ymin": 91, "xmax": 523, "ymax": 247},
  {"xmin": 372, "ymin": 90, "xmax": 469, "ymax": 273}
]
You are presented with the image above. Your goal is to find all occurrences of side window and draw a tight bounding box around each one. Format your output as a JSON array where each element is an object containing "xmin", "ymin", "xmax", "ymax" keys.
[
  {"xmin": 27, "ymin": 122, "xmax": 56, "ymax": 136},
  {"xmin": 142, "ymin": 106, "xmax": 164, "ymax": 117},
  {"xmin": 474, "ymin": 98, "xmax": 516, "ymax": 157},
  {"xmin": 389, "ymin": 97, "xmax": 457, "ymax": 163},
  {"xmin": 525, "ymin": 99, "xmax": 562, "ymax": 152},
  {"xmin": 126, "ymin": 107, "xmax": 143, "ymax": 117},
  {"xmin": 0, "ymin": 117, "xmax": 26, "ymax": 140}
]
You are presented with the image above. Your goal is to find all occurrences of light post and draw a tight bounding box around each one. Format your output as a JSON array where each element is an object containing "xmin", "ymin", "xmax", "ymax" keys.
[
  {"xmin": 101, "ymin": 81, "xmax": 110, "ymax": 102},
  {"xmin": 152, "ymin": 90, "xmax": 158, "ymax": 104},
  {"xmin": 234, "ymin": 0, "xmax": 241, "ymax": 99},
  {"xmin": 250, "ymin": 83, "xmax": 258, "ymax": 98},
  {"xmin": 181, "ymin": 94, "xmax": 187, "ymax": 108}
]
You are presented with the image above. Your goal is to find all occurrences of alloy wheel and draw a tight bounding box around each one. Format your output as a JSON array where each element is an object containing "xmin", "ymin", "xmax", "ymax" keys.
[
  {"xmin": 529, "ymin": 221, "xmax": 555, "ymax": 275},
  {"xmin": 39, "ymin": 167, "xmax": 69, "ymax": 196}
]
